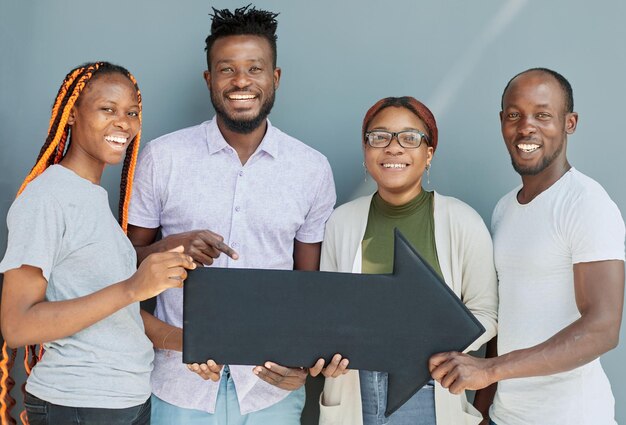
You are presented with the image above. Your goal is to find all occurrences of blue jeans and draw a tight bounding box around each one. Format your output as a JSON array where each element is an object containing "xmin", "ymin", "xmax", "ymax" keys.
[
  {"xmin": 360, "ymin": 370, "xmax": 436, "ymax": 425},
  {"xmin": 24, "ymin": 392, "xmax": 150, "ymax": 425},
  {"xmin": 151, "ymin": 366, "xmax": 305, "ymax": 425}
]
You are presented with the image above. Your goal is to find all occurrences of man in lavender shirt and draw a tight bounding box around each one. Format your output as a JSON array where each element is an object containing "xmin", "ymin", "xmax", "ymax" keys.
[{"xmin": 127, "ymin": 6, "xmax": 336, "ymax": 425}]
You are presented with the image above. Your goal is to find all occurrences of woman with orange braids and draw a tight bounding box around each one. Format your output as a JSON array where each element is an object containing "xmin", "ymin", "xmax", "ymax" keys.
[{"xmin": 0, "ymin": 61, "xmax": 195, "ymax": 425}]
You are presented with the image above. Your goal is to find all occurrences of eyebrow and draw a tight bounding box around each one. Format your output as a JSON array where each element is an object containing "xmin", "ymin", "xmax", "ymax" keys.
[
  {"xmin": 97, "ymin": 99, "xmax": 140, "ymax": 108},
  {"xmin": 215, "ymin": 58, "xmax": 267, "ymax": 65},
  {"xmin": 505, "ymin": 103, "xmax": 553, "ymax": 109},
  {"xmin": 368, "ymin": 127, "xmax": 425, "ymax": 132}
]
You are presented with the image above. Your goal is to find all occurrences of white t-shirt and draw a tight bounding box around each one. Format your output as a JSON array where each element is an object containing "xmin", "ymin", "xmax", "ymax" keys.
[{"xmin": 490, "ymin": 168, "xmax": 625, "ymax": 425}]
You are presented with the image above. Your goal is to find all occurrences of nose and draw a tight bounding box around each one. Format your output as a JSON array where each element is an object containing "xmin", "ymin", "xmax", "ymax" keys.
[
  {"xmin": 231, "ymin": 70, "xmax": 251, "ymax": 89},
  {"xmin": 112, "ymin": 112, "xmax": 131, "ymax": 130},
  {"xmin": 384, "ymin": 135, "xmax": 404, "ymax": 154},
  {"xmin": 517, "ymin": 115, "xmax": 537, "ymax": 137}
]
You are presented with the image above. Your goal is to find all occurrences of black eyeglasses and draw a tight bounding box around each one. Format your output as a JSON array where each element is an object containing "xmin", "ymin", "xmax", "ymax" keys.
[{"xmin": 364, "ymin": 130, "xmax": 429, "ymax": 149}]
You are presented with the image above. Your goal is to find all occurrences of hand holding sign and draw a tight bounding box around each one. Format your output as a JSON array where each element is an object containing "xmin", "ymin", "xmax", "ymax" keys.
[{"xmin": 183, "ymin": 230, "xmax": 484, "ymax": 416}]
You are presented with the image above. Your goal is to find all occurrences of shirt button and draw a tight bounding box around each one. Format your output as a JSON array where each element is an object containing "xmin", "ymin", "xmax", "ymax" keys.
[
  {"xmin": 238, "ymin": 170, "xmax": 244, "ymax": 176},
  {"xmin": 232, "ymin": 242, "xmax": 238, "ymax": 247},
  {"xmin": 235, "ymin": 206, "xmax": 241, "ymax": 212}
]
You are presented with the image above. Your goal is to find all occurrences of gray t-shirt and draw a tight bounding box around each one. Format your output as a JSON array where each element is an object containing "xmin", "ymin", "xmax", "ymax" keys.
[{"xmin": 0, "ymin": 165, "xmax": 153, "ymax": 408}]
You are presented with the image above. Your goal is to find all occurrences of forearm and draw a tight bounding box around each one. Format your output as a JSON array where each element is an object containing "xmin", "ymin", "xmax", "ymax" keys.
[
  {"xmin": 488, "ymin": 315, "xmax": 620, "ymax": 382},
  {"xmin": 431, "ymin": 262, "xmax": 624, "ymax": 394},
  {"xmin": 134, "ymin": 239, "xmax": 168, "ymax": 264},
  {"xmin": 140, "ymin": 309, "xmax": 182, "ymax": 351},
  {"xmin": 4, "ymin": 280, "xmax": 134, "ymax": 347},
  {"xmin": 129, "ymin": 226, "xmax": 237, "ymax": 267},
  {"xmin": 128, "ymin": 224, "xmax": 166, "ymax": 264},
  {"xmin": 488, "ymin": 260, "xmax": 624, "ymax": 383}
]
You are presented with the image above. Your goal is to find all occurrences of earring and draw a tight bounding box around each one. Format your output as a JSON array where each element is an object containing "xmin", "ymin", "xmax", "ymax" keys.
[
  {"xmin": 363, "ymin": 161, "xmax": 368, "ymax": 182},
  {"xmin": 426, "ymin": 164, "xmax": 431, "ymax": 186}
]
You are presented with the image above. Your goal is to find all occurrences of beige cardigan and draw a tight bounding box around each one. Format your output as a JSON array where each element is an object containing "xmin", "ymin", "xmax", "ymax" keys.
[{"xmin": 318, "ymin": 193, "xmax": 498, "ymax": 425}]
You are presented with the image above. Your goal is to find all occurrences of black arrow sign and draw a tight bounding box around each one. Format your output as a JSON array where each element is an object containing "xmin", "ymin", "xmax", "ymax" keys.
[{"xmin": 183, "ymin": 229, "xmax": 484, "ymax": 416}]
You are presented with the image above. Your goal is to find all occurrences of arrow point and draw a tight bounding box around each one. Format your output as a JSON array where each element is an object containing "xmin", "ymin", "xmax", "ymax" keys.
[
  {"xmin": 392, "ymin": 228, "xmax": 437, "ymax": 280},
  {"xmin": 385, "ymin": 370, "xmax": 427, "ymax": 417}
]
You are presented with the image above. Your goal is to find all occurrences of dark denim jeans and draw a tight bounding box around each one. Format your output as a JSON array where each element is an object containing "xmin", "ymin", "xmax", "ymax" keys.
[{"xmin": 24, "ymin": 392, "xmax": 150, "ymax": 425}]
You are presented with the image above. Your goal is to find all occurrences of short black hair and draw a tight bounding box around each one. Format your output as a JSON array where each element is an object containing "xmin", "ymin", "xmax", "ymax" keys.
[
  {"xmin": 501, "ymin": 67, "xmax": 574, "ymax": 113},
  {"xmin": 205, "ymin": 5, "xmax": 279, "ymax": 69}
]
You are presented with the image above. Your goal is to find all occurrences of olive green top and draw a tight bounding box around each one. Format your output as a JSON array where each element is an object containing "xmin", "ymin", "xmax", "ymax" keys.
[{"xmin": 361, "ymin": 190, "xmax": 442, "ymax": 278}]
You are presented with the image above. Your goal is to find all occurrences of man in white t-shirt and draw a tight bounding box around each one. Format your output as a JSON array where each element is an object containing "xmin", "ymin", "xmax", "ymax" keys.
[{"xmin": 429, "ymin": 68, "xmax": 625, "ymax": 425}]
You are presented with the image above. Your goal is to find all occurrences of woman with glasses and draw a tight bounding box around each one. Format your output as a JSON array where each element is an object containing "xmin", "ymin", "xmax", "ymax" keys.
[{"xmin": 315, "ymin": 96, "xmax": 498, "ymax": 425}]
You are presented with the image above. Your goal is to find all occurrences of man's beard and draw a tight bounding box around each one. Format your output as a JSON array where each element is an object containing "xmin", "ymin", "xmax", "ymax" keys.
[
  {"xmin": 211, "ymin": 89, "xmax": 276, "ymax": 134},
  {"xmin": 510, "ymin": 139, "xmax": 564, "ymax": 176}
]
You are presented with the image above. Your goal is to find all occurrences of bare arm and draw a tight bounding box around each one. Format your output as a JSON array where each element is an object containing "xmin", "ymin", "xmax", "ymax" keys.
[
  {"xmin": 293, "ymin": 240, "xmax": 321, "ymax": 271},
  {"xmin": 128, "ymin": 224, "xmax": 238, "ymax": 381},
  {"xmin": 127, "ymin": 225, "xmax": 161, "ymax": 264},
  {"xmin": 128, "ymin": 224, "xmax": 238, "ymax": 266},
  {"xmin": 430, "ymin": 260, "xmax": 624, "ymax": 394},
  {"xmin": 128, "ymin": 224, "xmax": 238, "ymax": 346},
  {"xmin": 129, "ymin": 226, "xmax": 185, "ymax": 352},
  {"xmin": 2, "ymin": 265, "xmax": 134, "ymax": 347},
  {"xmin": 0, "ymin": 249, "xmax": 195, "ymax": 348},
  {"xmin": 140, "ymin": 309, "xmax": 182, "ymax": 351}
]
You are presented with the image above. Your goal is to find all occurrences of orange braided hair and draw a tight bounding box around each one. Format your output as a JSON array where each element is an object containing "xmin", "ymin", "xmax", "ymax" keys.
[
  {"xmin": 0, "ymin": 61, "xmax": 142, "ymax": 425},
  {"xmin": 0, "ymin": 344, "xmax": 16, "ymax": 425},
  {"xmin": 118, "ymin": 72, "xmax": 142, "ymax": 233},
  {"xmin": 17, "ymin": 63, "xmax": 101, "ymax": 196}
]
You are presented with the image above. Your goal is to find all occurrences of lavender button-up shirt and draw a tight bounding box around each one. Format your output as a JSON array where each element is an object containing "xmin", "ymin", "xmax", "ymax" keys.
[{"xmin": 129, "ymin": 118, "xmax": 336, "ymax": 414}]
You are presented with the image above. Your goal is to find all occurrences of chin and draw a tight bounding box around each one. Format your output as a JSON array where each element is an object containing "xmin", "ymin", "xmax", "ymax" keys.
[
  {"xmin": 105, "ymin": 154, "xmax": 127, "ymax": 166},
  {"xmin": 511, "ymin": 159, "xmax": 548, "ymax": 176},
  {"xmin": 220, "ymin": 112, "xmax": 268, "ymax": 134}
]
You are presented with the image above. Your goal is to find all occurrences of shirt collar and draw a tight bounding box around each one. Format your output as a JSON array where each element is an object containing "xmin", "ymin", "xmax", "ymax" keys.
[{"xmin": 204, "ymin": 117, "xmax": 279, "ymax": 159}]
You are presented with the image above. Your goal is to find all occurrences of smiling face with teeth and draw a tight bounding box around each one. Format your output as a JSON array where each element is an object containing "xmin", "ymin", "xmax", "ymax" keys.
[
  {"xmin": 205, "ymin": 35, "xmax": 281, "ymax": 134},
  {"xmin": 364, "ymin": 106, "xmax": 434, "ymax": 206},
  {"xmin": 63, "ymin": 73, "xmax": 140, "ymax": 183},
  {"xmin": 500, "ymin": 70, "xmax": 578, "ymax": 178}
]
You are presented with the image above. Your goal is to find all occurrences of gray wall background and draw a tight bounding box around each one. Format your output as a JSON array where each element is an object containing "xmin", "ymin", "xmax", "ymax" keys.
[{"xmin": 1, "ymin": 0, "xmax": 625, "ymax": 422}]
